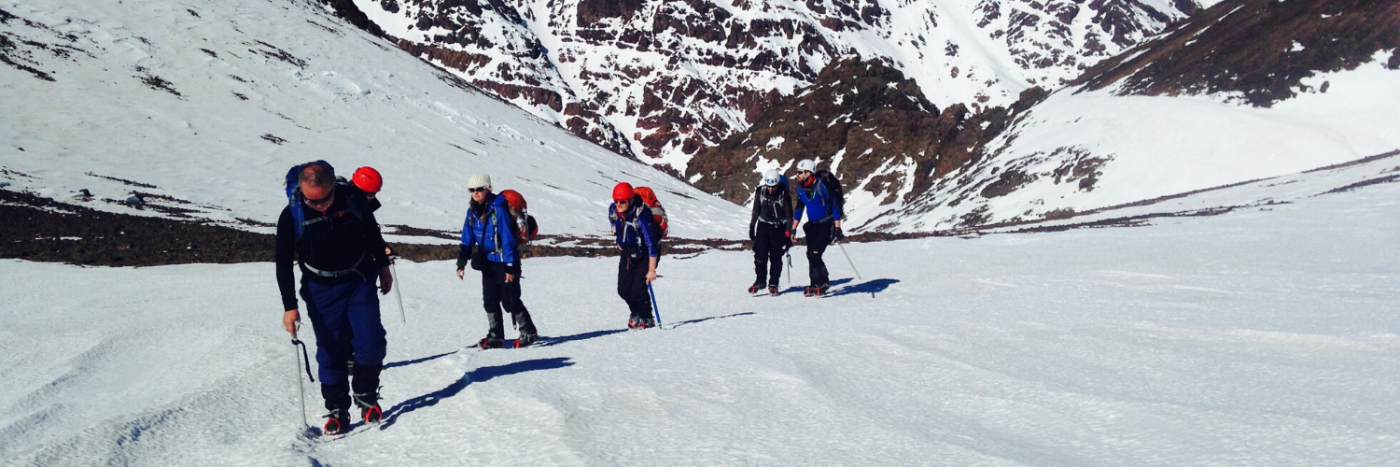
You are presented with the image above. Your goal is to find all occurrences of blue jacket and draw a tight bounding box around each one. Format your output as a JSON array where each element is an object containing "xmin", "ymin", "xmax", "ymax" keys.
[
  {"xmin": 460, "ymin": 194, "xmax": 519, "ymax": 266},
  {"xmin": 609, "ymin": 201, "xmax": 660, "ymax": 258},
  {"xmin": 794, "ymin": 178, "xmax": 841, "ymax": 223}
]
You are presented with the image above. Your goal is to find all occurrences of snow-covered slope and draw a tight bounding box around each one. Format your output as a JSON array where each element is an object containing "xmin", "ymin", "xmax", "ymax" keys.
[
  {"xmin": 2, "ymin": 140, "xmax": 1397, "ymax": 466},
  {"xmin": 352, "ymin": 0, "xmax": 1208, "ymax": 170},
  {"xmin": 879, "ymin": 0, "xmax": 1400, "ymax": 232},
  {"xmin": 0, "ymin": 0, "xmax": 747, "ymax": 239},
  {"xmin": 674, "ymin": 0, "xmax": 1399, "ymax": 234}
]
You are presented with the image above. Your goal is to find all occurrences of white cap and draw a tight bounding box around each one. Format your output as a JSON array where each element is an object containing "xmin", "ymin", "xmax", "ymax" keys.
[
  {"xmin": 467, "ymin": 172, "xmax": 492, "ymax": 191},
  {"xmin": 795, "ymin": 159, "xmax": 816, "ymax": 173},
  {"xmin": 761, "ymin": 169, "xmax": 780, "ymax": 187}
]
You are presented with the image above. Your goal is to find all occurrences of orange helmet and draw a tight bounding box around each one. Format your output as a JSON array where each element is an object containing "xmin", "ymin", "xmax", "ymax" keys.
[{"xmin": 352, "ymin": 166, "xmax": 382, "ymax": 193}]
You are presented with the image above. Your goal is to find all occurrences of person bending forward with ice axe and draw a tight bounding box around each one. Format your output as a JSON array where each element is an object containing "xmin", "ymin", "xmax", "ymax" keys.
[{"xmin": 276, "ymin": 161, "xmax": 392, "ymax": 436}]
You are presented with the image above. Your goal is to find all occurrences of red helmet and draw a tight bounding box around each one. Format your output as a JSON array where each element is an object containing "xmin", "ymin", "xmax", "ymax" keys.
[
  {"xmin": 612, "ymin": 182, "xmax": 635, "ymax": 201},
  {"xmin": 352, "ymin": 167, "xmax": 382, "ymax": 193}
]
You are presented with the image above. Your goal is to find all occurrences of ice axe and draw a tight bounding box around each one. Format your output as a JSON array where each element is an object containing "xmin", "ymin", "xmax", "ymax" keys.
[
  {"xmin": 785, "ymin": 252, "xmax": 793, "ymax": 286},
  {"xmin": 389, "ymin": 254, "xmax": 406, "ymax": 324},
  {"xmin": 290, "ymin": 323, "xmax": 315, "ymax": 436}
]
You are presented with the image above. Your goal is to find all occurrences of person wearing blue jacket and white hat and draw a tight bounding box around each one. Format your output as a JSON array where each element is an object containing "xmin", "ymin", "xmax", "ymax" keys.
[{"xmin": 455, "ymin": 172, "xmax": 539, "ymax": 348}]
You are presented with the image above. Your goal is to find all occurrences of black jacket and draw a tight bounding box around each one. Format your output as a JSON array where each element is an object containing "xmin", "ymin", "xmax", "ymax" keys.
[
  {"xmin": 275, "ymin": 188, "xmax": 390, "ymax": 311},
  {"xmin": 750, "ymin": 183, "xmax": 793, "ymax": 237}
]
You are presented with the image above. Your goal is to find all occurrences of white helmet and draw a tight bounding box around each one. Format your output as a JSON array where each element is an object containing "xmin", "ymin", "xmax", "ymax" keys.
[
  {"xmin": 466, "ymin": 172, "xmax": 492, "ymax": 191},
  {"xmin": 795, "ymin": 159, "xmax": 816, "ymax": 173},
  {"xmin": 761, "ymin": 169, "xmax": 780, "ymax": 187}
]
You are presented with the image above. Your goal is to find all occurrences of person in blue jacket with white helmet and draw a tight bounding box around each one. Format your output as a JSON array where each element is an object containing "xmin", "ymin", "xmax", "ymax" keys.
[
  {"xmin": 455, "ymin": 172, "xmax": 539, "ymax": 348},
  {"xmin": 790, "ymin": 159, "xmax": 844, "ymax": 296}
]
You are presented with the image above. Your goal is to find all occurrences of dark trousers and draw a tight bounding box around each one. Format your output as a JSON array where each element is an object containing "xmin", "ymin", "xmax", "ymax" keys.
[
  {"xmin": 617, "ymin": 253, "xmax": 654, "ymax": 320},
  {"xmin": 302, "ymin": 274, "xmax": 386, "ymax": 411},
  {"xmin": 753, "ymin": 222, "xmax": 789, "ymax": 287},
  {"xmin": 482, "ymin": 261, "xmax": 534, "ymax": 337},
  {"xmin": 803, "ymin": 220, "xmax": 833, "ymax": 287}
]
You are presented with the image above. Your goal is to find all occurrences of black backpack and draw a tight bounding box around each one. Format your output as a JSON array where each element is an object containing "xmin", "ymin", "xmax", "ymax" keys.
[{"xmin": 814, "ymin": 169, "xmax": 844, "ymax": 218}]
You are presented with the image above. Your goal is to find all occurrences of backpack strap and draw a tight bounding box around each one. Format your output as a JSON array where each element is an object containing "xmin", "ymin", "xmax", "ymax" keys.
[{"xmin": 491, "ymin": 208, "xmax": 504, "ymax": 262}]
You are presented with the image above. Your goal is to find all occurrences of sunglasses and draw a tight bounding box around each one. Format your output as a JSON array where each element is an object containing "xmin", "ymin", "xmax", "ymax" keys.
[
  {"xmin": 614, "ymin": 198, "xmax": 630, "ymax": 205},
  {"xmin": 469, "ymin": 187, "xmax": 489, "ymax": 193},
  {"xmin": 303, "ymin": 187, "xmax": 334, "ymax": 205}
]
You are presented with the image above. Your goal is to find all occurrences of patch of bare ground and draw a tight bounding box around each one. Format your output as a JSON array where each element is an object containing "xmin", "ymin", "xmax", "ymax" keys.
[
  {"xmin": 2, "ymin": 189, "xmax": 748, "ymax": 266},
  {"xmin": 87, "ymin": 172, "xmax": 158, "ymax": 189},
  {"xmin": 1, "ymin": 188, "xmax": 271, "ymax": 266}
]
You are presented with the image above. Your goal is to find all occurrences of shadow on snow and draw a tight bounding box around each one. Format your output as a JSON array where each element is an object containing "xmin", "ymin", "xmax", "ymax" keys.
[
  {"xmin": 379, "ymin": 357, "xmax": 574, "ymax": 429},
  {"xmin": 780, "ymin": 277, "xmax": 853, "ymax": 295},
  {"xmin": 532, "ymin": 328, "xmax": 629, "ymax": 347},
  {"xmin": 667, "ymin": 312, "xmax": 756, "ymax": 329},
  {"xmin": 829, "ymin": 278, "xmax": 900, "ymax": 297},
  {"xmin": 383, "ymin": 350, "xmax": 459, "ymax": 370}
]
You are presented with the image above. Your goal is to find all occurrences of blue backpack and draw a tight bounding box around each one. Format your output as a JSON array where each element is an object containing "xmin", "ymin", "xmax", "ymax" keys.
[{"xmin": 284, "ymin": 161, "xmax": 364, "ymax": 242}]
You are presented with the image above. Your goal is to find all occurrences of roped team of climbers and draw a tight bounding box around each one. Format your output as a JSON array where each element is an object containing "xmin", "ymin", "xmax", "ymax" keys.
[{"xmin": 275, "ymin": 158, "xmax": 844, "ymax": 435}]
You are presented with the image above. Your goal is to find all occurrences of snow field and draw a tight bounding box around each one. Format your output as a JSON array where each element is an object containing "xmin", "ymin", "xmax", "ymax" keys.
[
  {"xmin": 891, "ymin": 56, "xmax": 1400, "ymax": 232},
  {"xmin": 2, "ymin": 178, "xmax": 1397, "ymax": 466},
  {"xmin": 0, "ymin": 0, "xmax": 747, "ymax": 239}
]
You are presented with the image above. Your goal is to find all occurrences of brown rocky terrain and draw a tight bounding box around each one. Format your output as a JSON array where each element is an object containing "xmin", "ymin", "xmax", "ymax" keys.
[
  {"xmin": 1074, "ymin": 0, "xmax": 1400, "ymax": 106},
  {"xmin": 0, "ymin": 188, "xmax": 743, "ymax": 267},
  {"xmin": 686, "ymin": 57, "xmax": 1047, "ymax": 223}
]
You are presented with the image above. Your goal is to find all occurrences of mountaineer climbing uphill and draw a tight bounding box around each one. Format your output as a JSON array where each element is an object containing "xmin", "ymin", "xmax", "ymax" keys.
[
  {"xmin": 790, "ymin": 159, "xmax": 845, "ymax": 297},
  {"xmin": 455, "ymin": 172, "xmax": 539, "ymax": 349},
  {"xmin": 749, "ymin": 169, "xmax": 793, "ymax": 295},
  {"xmin": 608, "ymin": 182, "xmax": 660, "ymax": 329},
  {"xmin": 276, "ymin": 161, "xmax": 391, "ymax": 436}
]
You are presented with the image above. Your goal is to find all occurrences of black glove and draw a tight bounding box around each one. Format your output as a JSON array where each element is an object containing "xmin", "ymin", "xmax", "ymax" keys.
[{"xmin": 833, "ymin": 226, "xmax": 844, "ymax": 242}]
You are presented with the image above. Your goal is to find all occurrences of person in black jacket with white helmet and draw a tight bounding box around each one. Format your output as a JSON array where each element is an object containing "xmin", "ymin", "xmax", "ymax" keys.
[{"xmin": 748, "ymin": 169, "xmax": 793, "ymax": 295}]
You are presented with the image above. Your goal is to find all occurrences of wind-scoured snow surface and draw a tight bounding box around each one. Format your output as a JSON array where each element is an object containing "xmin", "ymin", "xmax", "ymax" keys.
[
  {"xmin": 2, "ymin": 142, "xmax": 1398, "ymax": 466},
  {"xmin": 879, "ymin": 52, "xmax": 1400, "ymax": 232},
  {"xmin": 0, "ymin": 0, "xmax": 746, "ymax": 239}
]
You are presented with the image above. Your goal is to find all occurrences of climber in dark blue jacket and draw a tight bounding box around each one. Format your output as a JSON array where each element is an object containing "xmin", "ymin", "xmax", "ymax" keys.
[{"xmin": 608, "ymin": 182, "xmax": 660, "ymax": 329}]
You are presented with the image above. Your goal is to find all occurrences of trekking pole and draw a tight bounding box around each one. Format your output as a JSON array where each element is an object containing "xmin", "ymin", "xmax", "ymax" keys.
[
  {"xmin": 836, "ymin": 241, "xmax": 862, "ymax": 281},
  {"xmin": 390, "ymin": 257, "xmax": 406, "ymax": 324},
  {"xmin": 647, "ymin": 283, "xmax": 664, "ymax": 329},
  {"xmin": 290, "ymin": 323, "xmax": 308, "ymax": 433}
]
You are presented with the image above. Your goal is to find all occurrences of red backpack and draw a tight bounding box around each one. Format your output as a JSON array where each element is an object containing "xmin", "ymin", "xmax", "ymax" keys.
[
  {"xmin": 498, "ymin": 189, "xmax": 539, "ymax": 245},
  {"xmin": 632, "ymin": 186, "xmax": 669, "ymax": 239}
]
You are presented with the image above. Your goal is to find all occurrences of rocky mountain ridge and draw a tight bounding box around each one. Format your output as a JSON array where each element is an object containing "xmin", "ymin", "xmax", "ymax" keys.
[
  {"xmin": 1073, "ymin": 0, "xmax": 1400, "ymax": 106},
  {"xmin": 339, "ymin": 0, "xmax": 1206, "ymax": 172}
]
